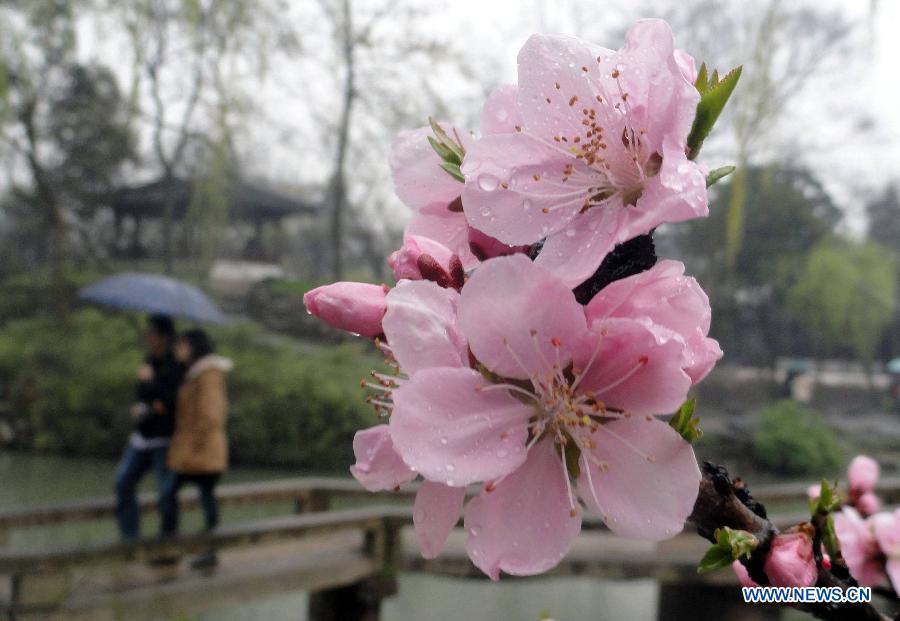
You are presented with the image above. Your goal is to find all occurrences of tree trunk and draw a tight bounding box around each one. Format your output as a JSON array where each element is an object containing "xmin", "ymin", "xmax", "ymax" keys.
[{"xmin": 329, "ymin": 0, "xmax": 355, "ymax": 281}]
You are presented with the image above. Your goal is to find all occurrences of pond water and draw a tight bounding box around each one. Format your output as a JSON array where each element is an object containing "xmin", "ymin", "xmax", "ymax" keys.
[{"xmin": 0, "ymin": 451, "xmax": 658, "ymax": 621}]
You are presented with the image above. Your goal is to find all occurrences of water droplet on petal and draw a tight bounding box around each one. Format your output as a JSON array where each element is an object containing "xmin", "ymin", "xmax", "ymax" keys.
[{"xmin": 478, "ymin": 174, "xmax": 500, "ymax": 192}]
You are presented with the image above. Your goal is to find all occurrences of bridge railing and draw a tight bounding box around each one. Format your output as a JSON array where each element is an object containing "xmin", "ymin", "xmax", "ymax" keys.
[
  {"xmin": 2, "ymin": 476, "xmax": 898, "ymax": 620},
  {"xmin": 0, "ymin": 505, "xmax": 410, "ymax": 621},
  {"xmin": 4, "ymin": 475, "xmax": 898, "ymax": 536}
]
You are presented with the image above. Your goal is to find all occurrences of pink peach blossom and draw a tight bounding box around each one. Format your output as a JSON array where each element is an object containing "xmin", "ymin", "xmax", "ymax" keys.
[
  {"xmin": 732, "ymin": 560, "xmax": 758, "ymax": 587},
  {"xmin": 461, "ymin": 20, "xmax": 707, "ymax": 288},
  {"xmin": 387, "ymin": 254, "xmax": 700, "ymax": 579},
  {"xmin": 583, "ymin": 260, "xmax": 722, "ymax": 383},
  {"xmin": 764, "ymin": 531, "xmax": 817, "ymax": 588},
  {"xmin": 349, "ymin": 425, "xmax": 465, "ymax": 559},
  {"xmin": 834, "ymin": 507, "xmax": 886, "ymax": 587},
  {"xmin": 388, "ymin": 235, "xmax": 464, "ymax": 289},
  {"xmin": 391, "ymin": 104, "xmax": 528, "ymax": 270},
  {"xmin": 303, "ymin": 282, "xmax": 388, "ymax": 337},
  {"xmin": 872, "ymin": 509, "xmax": 900, "ymax": 593},
  {"xmin": 848, "ymin": 455, "xmax": 879, "ymax": 494},
  {"xmin": 349, "ymin": 424, "xmax": 416, "ymax": 492}
]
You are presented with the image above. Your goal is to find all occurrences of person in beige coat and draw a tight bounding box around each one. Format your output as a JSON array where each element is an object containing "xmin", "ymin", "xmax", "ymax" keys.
[{"xmin": 159, "ymin": 329, "xmax": 232, "ymax": 546}]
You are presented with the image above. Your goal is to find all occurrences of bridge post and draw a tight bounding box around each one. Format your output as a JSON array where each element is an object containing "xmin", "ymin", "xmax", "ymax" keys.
[
  {"xmin": 657, "ymin": 583, "xmax": 779, "ymax": 621},
  {"xmin": 8, "ymin": 570, "xmax": 71, "ymax": 619},
  {"xmin": 306, "ymin": 517, "xmax": 401, "ymax": 621},
  {"xmin": 294, "ymin": 489, "xmax": 330, "ymax": 514}
]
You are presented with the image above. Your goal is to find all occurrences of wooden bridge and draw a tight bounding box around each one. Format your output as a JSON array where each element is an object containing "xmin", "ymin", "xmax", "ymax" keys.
[{"xmin": 1, "ymin": 476, "xmax": 898, "ymax": 621}]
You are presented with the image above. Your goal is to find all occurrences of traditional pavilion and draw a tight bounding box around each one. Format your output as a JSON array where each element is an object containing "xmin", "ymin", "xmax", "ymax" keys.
[{"xmin": 110, "ymin": 176, "xmax": 319, "ymax": 261}]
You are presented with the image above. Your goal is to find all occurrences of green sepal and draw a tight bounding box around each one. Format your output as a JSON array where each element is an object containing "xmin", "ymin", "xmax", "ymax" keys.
[
  {"xmin": 669, "ymin": 398, "xmax": 702, "ymax": 443},
  {"xmin": 706, "ymin": 165, "xmax": 736, "ymax": 188},
  {"xmin": 428, "ymin": 136, "xmax": 462, "ymax": 166},
  {"xmin": 698, "ymin": 527, "xmax": 758, "ymax": 574},
  {"xmin": 428, "ymin": 117, "xmax": 465, "ymax": 161},
  {"xmin": 687, "ymin": 65, "xmax": 743, "ymax": 160},
  {"xmin": 440, "ymin": 161, "xmax": 465, "ymax": 183},
  {"xmin": 808, "ymin": 478, "xmax": 841, "ymax": 515}
]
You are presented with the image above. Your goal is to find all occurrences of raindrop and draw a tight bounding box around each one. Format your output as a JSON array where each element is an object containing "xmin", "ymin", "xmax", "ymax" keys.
[
  {"xmin": 445, "ymin": 463, "xmax": 456, "ymax": 472},
  {"xmin": 478, "ymin": 174, "xmax": 500, "ymax": 192},
  {"xmin": 496, "ymin": 448, "xmax": 509, "ymax": 458},
  {"xmin": 469, "ymin": 526, "xmax": 481, "ymax": 537},
  {"xmin": 522, "ymin": 199, "xmax": 532, "ymax": 212},
  {"xmin": 565, "ymin": 228, "xmax": 576, "ymax": 237},
  {"xmin": 440, "ymin": 437, "xmax": 448, "ymax": 445}
]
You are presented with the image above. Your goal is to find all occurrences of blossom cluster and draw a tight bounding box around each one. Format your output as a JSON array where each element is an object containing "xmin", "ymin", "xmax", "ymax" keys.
[
  {"xmin": 733, "ymin": 455, "xmax": 899, "ymax": 594},
  {"xmin": 305, "ymin": 19, "xmax": 724, "ymax": 580}
]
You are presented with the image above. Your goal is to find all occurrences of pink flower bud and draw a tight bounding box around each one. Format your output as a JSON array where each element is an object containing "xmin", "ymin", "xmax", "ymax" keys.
[
  {"xmin": 732, "ymin": 560, "xmax": 759, "ymax": 587},
  {"xmin": 856, "ymin": 491, "xmax": 881, "ymax": 517},
  {"xmin": 806, "ymin": 483, "xmax": 821, "ymax": 500},
  {"xmin": 764, "ymin": 531, "xmax": 817, "ymax": 588},
  {"xmin": 303, "ymin": 282, "xmax": 388, "ymax": 337},
  {"xmin": 389, "ymin": 235, "xmax": 456, "ymax": 281},
  {"xmin": 848, "ymin": 455, "xmax": 879, "ymax": 494}
]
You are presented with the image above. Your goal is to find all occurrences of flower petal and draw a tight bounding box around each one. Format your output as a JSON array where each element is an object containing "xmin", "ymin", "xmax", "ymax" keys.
[
  {"xmin": 413, "ymin": 481, "xmax": 466, "ymax": 559},
  {"xmin": 461, "ymin": 132, "xmax": 595, "ymax": 246},
  {"xmin": 349, "ymin": 425, "xmax": 416, "ymax": 492},
  {"xmin": 834, "ymin": 508, "xmax": 885, "ymax": 587},
  {"xmin": 577, "ymin": 416, "xmax": 699, "ymax": 540},
  {"xmin": 583, "ymin": 260, "xmax": 722, "ymax": 382},
  {"xmin": 516, "ymin": 33, "xmax": 610, "ymax": 143},
  {"xmin": 458, "ymin": 254, "xmax": 586, "ymax": 380},
  {"xmin": 573, "ymin": 317, "xmax": 691, "ymax": 415},
  {"xmin": 480, "ymin": 85, "xmax": 523, "ymax": 136},
  {"xmin": 390, "ymin": 367, "xmax": 531, "ymax": 486},
  {"xmin": 625, "ymin": 136, "xmax": 708, "ymax": 236},
  {"xmin": 532, "ymin": 208, "xmax": 624, "ymax": 288},
  {"xmin": 383, "ymin": 280, "xmax": 467, "ymax": 374},
  {"xmin": 616, "ymin": 20, "xmax": 699, "ymax": 150},
  {"xmin": 391, "ymin": 125, "xmax": 470, "ymax": 212},
  {"xmin": 464, "ymin": 440, "xmax": 582, "ymax": 580},
  {"xmin": 406, "ymin": 205, "xmax": 480, "ymax": 269}
]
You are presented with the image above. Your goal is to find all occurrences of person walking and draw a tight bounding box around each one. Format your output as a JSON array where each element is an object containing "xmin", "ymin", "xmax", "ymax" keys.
[
  {"xmin": 161, "ymin": 329, "xmax": 232, "ymax": 567},
  {"xmin": 114, "ymin": 314, "xmax": 184, "ymax": 539}
]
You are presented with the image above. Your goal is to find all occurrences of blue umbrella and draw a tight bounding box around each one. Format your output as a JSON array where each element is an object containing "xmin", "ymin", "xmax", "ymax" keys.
[{"xmin": 79, "ymin": 273, "xmax": 228, "ymax": 325}]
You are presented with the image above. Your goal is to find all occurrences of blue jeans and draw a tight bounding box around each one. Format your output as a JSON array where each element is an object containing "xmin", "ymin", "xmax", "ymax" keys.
[
  {"xmin": 159, "ymin": 473, "xmax": 221, "ymax": 536},
  {"xmin": 113, "ymin": 444, "xmax": 175, "ymax": 538}
]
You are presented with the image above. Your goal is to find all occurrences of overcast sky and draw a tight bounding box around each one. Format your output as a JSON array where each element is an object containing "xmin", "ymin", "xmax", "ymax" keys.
[{"xmin": 77, "ymin": 0, "xmax": 900, "ymax": 237}]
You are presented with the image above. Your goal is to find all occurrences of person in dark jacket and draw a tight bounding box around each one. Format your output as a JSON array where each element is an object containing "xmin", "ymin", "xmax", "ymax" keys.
[{"xmin": 114, "ymin": 314, "xmax": 185, "ymax": 539}]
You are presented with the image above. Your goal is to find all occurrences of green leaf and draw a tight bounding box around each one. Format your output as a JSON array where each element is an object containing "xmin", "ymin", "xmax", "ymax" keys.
[
  {"xmin": 669, "ymin": 398, "xmax": 702, "ymax": 443},
  {"xmin": 697, "ymin": 527, "xmax": 758, "ymax": 574},
  {"xmin": 706, "ymin": 165, "xmax": 736, "ymax": 188},
  {"xmin": 694, "ymin": 62, "xmax": 709, "ymax": 94},
  {"xmin": 440, "ymin": 161, "xmax": 465, "ymax": 183},
  {"xmin": 427, "ymin": 136, "xmax": 461, "ymax": 166},
  {"xmin": 820, "ymin": 514, "xmax": 841, "ymax": 559},
  {"xmin": 698, "ymin": 545, "xmax": 734, "ymax": 574},
  {"xmin": 429, "ymin": 117, "xmax": 465, "ymax": 162},
  {"xmin": 687, "ymin": 65, "xmax": 743, "ymax": 160},
  {"xmin": 810, "ymin": 478, "xmax": 841, "ymax": 515}
]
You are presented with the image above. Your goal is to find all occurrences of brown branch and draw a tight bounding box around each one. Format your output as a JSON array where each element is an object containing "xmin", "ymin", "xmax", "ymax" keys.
[{"xmin": 689, "ymin": 462, "xmax": 890, "ymax": 621}]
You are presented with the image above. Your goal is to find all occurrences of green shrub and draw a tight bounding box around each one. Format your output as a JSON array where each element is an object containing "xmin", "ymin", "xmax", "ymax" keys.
[
  {"xmin": 752, "ymin": 399, "xmax": 841, "ymax": 476},
  {"xmin": 0, "ymin": 310, "xmax": 384, "ymax": 471}
]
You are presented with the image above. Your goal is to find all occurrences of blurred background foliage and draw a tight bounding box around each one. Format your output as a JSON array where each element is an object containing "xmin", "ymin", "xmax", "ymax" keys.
[{"xmin": 0, "ymin": 0, "xmax": 899, "ymax": 481}]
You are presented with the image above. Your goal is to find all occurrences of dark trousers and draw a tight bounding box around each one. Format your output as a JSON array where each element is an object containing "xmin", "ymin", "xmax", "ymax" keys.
[
  {"xmin": 114, "ymin": 444, "xmax": 175, "ymax": 538},
  {"xmin": 160, "ymin": 473, "xmax": 221, "ymax": 536}
]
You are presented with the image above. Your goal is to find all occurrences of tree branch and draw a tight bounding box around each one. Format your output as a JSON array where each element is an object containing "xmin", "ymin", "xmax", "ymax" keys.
[{"xmin": 689, "ymin": 462, "xmax": 891, "ymax": 621}]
